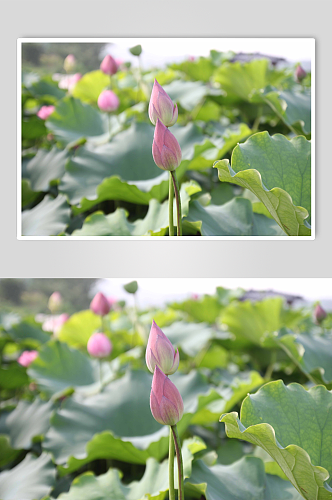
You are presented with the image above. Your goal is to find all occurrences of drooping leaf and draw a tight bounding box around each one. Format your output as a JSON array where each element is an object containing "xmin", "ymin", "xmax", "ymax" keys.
[
  {"xmin": 220, "ymin": 381, "xmax": 332, "ymax": 500},
  {"xmin": 22, "ymin": 195, "xmax": 70, "ymax": 236},
  {"xmin": 25, "ymin": 147, "xmax": 68, "ymax": 192},
  {"xmin": 214, "ymin": 132, "xmax": 311, "ymax": 235}
]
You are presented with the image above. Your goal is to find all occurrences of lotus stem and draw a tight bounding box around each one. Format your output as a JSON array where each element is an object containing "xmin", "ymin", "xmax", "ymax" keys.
[
  {"xmin": 171, "ymin": 170, "xmax": 182, "ymax": 236},
  {"xmin": 169, "ymin": 172, "xmax": 174, "ymax": 236},
  {"xmin": 169, "ymin": 426, "xmax": 175, "ymax": 500},
  {"xmin": 171, "ymin": 424, "xmax": 184, "ymax": 500}
]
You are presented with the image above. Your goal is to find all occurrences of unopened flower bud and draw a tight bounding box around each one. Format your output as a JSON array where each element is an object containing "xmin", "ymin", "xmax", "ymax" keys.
[
  {"xmin": 295, "ymin": 65, "xmax": 307, "ymax": 83},
  {"xmin": 90, "ymin": 292, "xmax": 111, "ymax": 316},
  {"xmin": 146, "ymin": 320, "xmax": 179, "ymax": 375},
  {"xmin": 97, "ymin": 90, "xmax": 120, "ymax": 112},
  {"xmin": 150, "ymin": 366, "xmax": 184, "ymax": 426},
  {"xmin": 149, "ymin": 79, "xmax": 178, "ymax": 127},
  {"xmin": 64, "ymin": 54, "xmax": 76, "ymax": 73},
  {"xmin": 314, "ymin": 304, "xmax": 327, "ymax": 324},
  {"xmin": 58, "ymin": 73, "xmax": 81, "ymax": 93},
  {"xmin": 87, "ymin": 332, "xmax": 112, "ymax": 358},
  {"xmin": 100, "ymin": 55, "xmax": 118, "ymax": 76},
  {"xmin": 48, "ymin": 292, "xmax": 62, "ymax": 313},
  {"xmin": 152, "ymin": 119, "xmax": 182, "ymax": 171},
  {"xmin": 18, "ymin": 350, "xmax": 38, "ymax": 367},
  {"xmin": 37, "ymin": 105, "xmax": 55, "ymax": 120}
]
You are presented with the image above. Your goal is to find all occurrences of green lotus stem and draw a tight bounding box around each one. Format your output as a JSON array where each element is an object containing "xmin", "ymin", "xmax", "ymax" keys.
[
  {"xmin": 170, "ymin": 170, "xmax": 182, "ymax": 236},
  {"xmin": 169, "ymin": 426, "xmax": 175, "ymax": 500},
  {"xmin": 169, "ymin": 172, "xmax": 174, "ymax": 236},
  {"xmin": 109, "ymin": 75, "xmax": 112, "ymax": 90},
  {"xmin": 108, "ymin": 113, "xmax": 111, "ymax": 136},
  {"xmin": 171, "ymin": 424, "xmax": 184, "ymax": 500},
  {"xmin": 99, "ymin": 359, "xmax": 103, "ymax": 388}
]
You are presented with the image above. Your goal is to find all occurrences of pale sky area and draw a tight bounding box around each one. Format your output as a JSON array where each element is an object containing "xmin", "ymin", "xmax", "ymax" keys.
[
  {"xmin": 95, "ymin": 278, "xmax": 332, "ymax": 309},
  {"xmin": 103, "ymin": 38, "xmax": 314, "ymax": 69}
]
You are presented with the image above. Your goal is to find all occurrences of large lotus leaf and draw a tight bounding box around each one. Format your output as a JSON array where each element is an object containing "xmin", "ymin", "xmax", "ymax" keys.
[
  {"xmin": 57, "ymin": 310, "xmax": 102, "ymax": 348},
  {"xmin": 43, "ymin": 370, "xmax": 218, "ymax": 473},
  {"xmin": 171, "ymin": 57, "xmax": 215, "ymax": 82},
  {"xmin": 214, "ymin": 132, "xmax": 311, "ymax": 235},
  {"xmin": 192, "ymin": 371, "xmax": 264, "ymax": 425},
  {"xmin": 53, "ymin": 437, "xmax": 204, "ymax": 500},
  {"xmin": 276, "ymin": 331, "xmax": 332, "ymax": 387},
  {"xmin": 8, "ymin": 319, "xmax": 50, "ymax": 345},
  {"xmin": 22, "ymin": 195, "xmax": 70, "ymax": 236},
  {"xmin": 22, "ymin": 179, "xmax": 40, "ymax": 207},
  {"xmin": 27, "ymin": 75, "xmax": 67, "ymax": 100},
  {"xmin": 0, "ymin": 453, "xmax": 56, "ymax": 500},
  {"xmin": 185, "ymin": 457, "xmax": 302, "ymax": 500},
  {"xmin": 162, "ymin": 321, "xmax": 224, "ymax": 356},
  {"xmin": 0, "ymin": 365, "xmax": 29, "ymax": 390},
  {"xmin": 169, "ymin": 295, "xmax": 223, "ymax": 324},
  {"xmin": 22, "ymin": 116, "xmax": 47, "ymax": 140},
  {"xmin": 72, "ymin": 181, "xmax": 201, "ymax": 236},
  {"xmin": 60, "ymin": 122, "xmax": 206, "ymax": 211},
  {"xmin": 25, "ymin": 147, "xmax": 68, "ymax": 192},
  {"xmin": 1, "ymin": 398, "xmax": 54, "ymax": 449},
  {"xmin": 220, "ymin": 381, "xmax": 332, "ymax": 499},
  {"xmin": 163, "ymin": 80, "xmax": 221, "ymax": 111},
  {"xmin": 251, "ymin": 87, "xmax": 311, "ymax": 135},
  {"xmin": 214, "ymin": 59, "xmax": 269, "ymax": 101},
  {"xmin": 28, "ymin": 340, "xmax": 114, "ymax": 397},
  {"xmin": 221, "ymin": 297, "xmax": 285, "ymax": 347},
  {"xmin": 46, "ymin": 96, "xmax": 119, "ymax": 146},
  {"xmin": 71, "ymin": 70, "xmax": 111, "ymax": 104},
  {"xmin": 0, "ymin": 436, "xmax": 20, "ymax": 468}
]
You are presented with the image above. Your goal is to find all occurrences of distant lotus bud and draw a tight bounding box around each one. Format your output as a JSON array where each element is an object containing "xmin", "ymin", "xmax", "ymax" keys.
[
  {"xmin": 314, "ymin": 304, "xmax": 327, "ymax": 324},
  {"xmin": 48, "ymin": 292, "xmax": 62, "ymax": 313},
  {"xmin": 188, "ymin": 56, "xmax": 196, "ymax": 62},
  {"xmin": 87, "ymin": 332, "xmax": 112, "ymax": 358},
  {"xmin": 152, "ymin": 119, "xmax": 182, "ymax": 172},
  {"xmin": 58, "ymin": 73, "xmax": 82, "ymax": 93},
  {"xmin": 18, "ymin": 350, "xmax": 38, "ymax": 367},
  {"xmin": 150, "ymin": 366, "xmax": 184, "ymax": 426},
  {"xmin": 42, "ymin": 313, "xmax": 69, "ymax": 335},
  {"xmin": 64, "ymin": 54, "xmax": 76, "ymax": 73},
  {"xmin": 149, "ymin": 79, "xmax": 178, "ymax": 127},
  {"xmin": 90, "ymin": 292, "xmax": 111, "ymax": 316},
  {"xmin": 146, "ymin": 320, "xmax": 179, "ymax": 375},
  {"xmin": 37, "ymin": 105, "xmax": 55, "ymax": 120},
  {"xmin": 97, "ymin": 90, "xmax": 120, "ymax": 112},
  {"xmin": 295, "ymin": 65, "xmax": 307, "ymax": 82},
  {"xmin": 100, "ymin": 54, "xmax": 118, "ymax": 76}
]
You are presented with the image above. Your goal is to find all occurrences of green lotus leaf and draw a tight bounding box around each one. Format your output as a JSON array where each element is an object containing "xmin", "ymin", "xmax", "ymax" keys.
[
  {"xmin": 163, "ymin": 80, "xmax": 221, "ymax": 111},
  {"xmin": 22, "ymin": 179, "xmax": 40, "ymax": 207},
  {"xmin": 169, "ymin": 295, "xmax": 223, "ymax": 324},
  {"xmin": 71, "ymin": 70, "xmax": 110, "ymax": 104},
  {"xmin": 57, "ymin": 310, "xmax": 101, "ymax": 348},
  {"xmin": 171, "ymin": 57, "xmax": 215, "ymax": 82},
  {"xmin": 27, "ymin": 75, "xmax": 67, "ymax": 101},
  {"xmin": 0, "ymin": 435, "xmax": 20, "ymax": 468},
  {"xmin": 43, "ymin": 370, "xmax": 219, "ymax": 474},
  {"xmin": 0, "ymin": 453, "xmax": 56, "ymax": 500},
  {"xmin": 28, "ymin": 340, "xmax": 114, "ymax": 397},
  {"xmin": 162, "ymin": 321, "xmax": 224, "ymax": 356},
  {"xmin": 214, "ymin": 132, "xmax": 311, "ymax": 235},
  {"xmin": 186, "ymin": 456, "xmax": 302, "ymax": 500},
  {"xmin": 220, "ymin": 381, "xmax": 332, "ymax": 499},
  {"xmin": 25, "ymin": 147, "xmax": 68, "ymax": 192},
  {"xmin": 22, "ymin": 195, "xmax": 71, "ymax": 236}
]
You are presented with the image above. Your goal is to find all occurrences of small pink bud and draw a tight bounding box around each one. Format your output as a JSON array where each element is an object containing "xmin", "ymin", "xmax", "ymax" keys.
[
  {"xmin": 149, "ymin": 79, "xmax": 178, "ymax": 127},
  {"xmin": 90, "ymin": 292, "xmax": 111, "ymax": 316},
  {"xmin": 37, "ymin": 105, "xmax": 55, "ymax": 120},
  {"xmin": 48, "ymin": 292, "xmax": 62, "ymax": 312},
  {"xmin": 188, "ymin": 56, "xmax": 196, "ymax": 62},
  {"xmin": 152, "ymin": 120, "xmax": 182, "ymax": 172},
  {"xmin": 150, "ymin": 366, "xmax": 184, "ymax": 426},
  {"xmin": 314, "ymin": 304, "xmax": 327, "ymax": 324},
  {"xmin": 87, "ymin": 332, "xmax": 112, "ymax": 358},
  {"xmin": 18, "ymin": 350, "xmax": 38, "ymax": 367},
  {"xmin": 295, "ymin": 65, "xmax": 307, "ymax": 82},
  {"xmin": 97, "ymin": 90, "xmax": 120, "ymax": 112},
  {"xmin": 146, "ymin": 320, "xmax": 179, "ymax": 375},
  {"xmin": 64, "ymin": 54, "xmax": 76, "ymax": 73},
  {"xmin": 100, "ymin": 55, "xmax": 118, "ymax": 76}
]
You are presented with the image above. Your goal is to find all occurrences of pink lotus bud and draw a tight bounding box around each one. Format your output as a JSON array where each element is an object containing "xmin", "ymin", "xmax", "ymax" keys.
[
  {"xmin": 37, "ymin": 105, "xmax": 55, "ymax": 120},
  {"xmin": 150, "ymin": 366, "xmax": 184, "ymax": 426},
  {"xmin": 188, "ymin": 56, "xmax": 196, "ymax": 62},
  {"xmin": 90, "ymin": 292, "xmax": 111, "ymax": 316},
  {"xmin": 100, "ymin": 55, "xmax": 118, "ymax": 76},
  {"xmin": 146, "ymin": 320, "xmax": 179, "ymax": 375},
  {"xmin": 152, "ymin": 119, "xmax": 182, "ymax": 172},
  {"xmin": 191, "ymin": 293, "xmax": 199, "ymax": 300},
  {"xmin": 64, "ymin": 54, "xmax": 76, "ymax": 73},
  {"xmin": 295, "ymin": 65, "xmax": 307, "ymax": 82},
  {"xmin": 18, "ymin": 350, "xmax": 38, "ymax": 367},
  {"xmin": 48, "ymin": 292, "xmax": 62, "ymax": 312},
  {"xmin": 97, "ymin": 90, "xmax": 120, "ymax": 112},
  {"xmin": 314, "ymin": 304, "xmax": 327, "ymax": 324},
  {"xmin": 149, "ymin": 79, "xmax": 178, "ymax": 127},
  {"xmin": 87, "ymin": 332, "xmax": 112, "ymax": 358}
]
